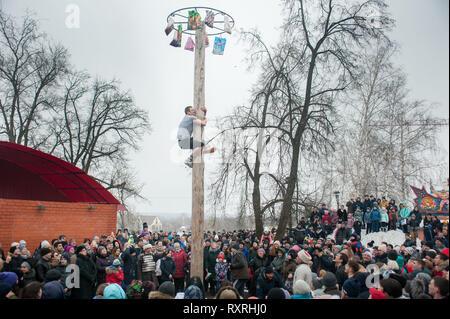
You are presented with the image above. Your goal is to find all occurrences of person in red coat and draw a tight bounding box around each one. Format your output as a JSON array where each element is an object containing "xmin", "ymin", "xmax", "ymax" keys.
[
  {"xmin": 322, "ymin": 210, "xmax": 332, "ymax": 225},
  {"xmin": 106, "ymin": 259, "xmax": 124, "ymax": 286},
  {"xmin": 172, "ymin": 242, "xmax": 187, "ymax": 293}
]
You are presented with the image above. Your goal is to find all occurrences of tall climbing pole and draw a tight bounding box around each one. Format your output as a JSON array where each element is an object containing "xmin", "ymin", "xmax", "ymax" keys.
[{"xmin": 166, "ymin": 7, "xmax": 234, "ymax": 281}]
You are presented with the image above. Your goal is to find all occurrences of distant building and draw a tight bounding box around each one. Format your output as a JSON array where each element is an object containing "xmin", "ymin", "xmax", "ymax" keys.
[{"xmin": 138, "ymin": 215, "xmax": 163, "ymax": 232}]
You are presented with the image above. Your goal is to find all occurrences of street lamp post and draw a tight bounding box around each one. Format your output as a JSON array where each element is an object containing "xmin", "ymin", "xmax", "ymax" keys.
[{"xmin": 334, "ymin": 191, "xmax": 340, "ymax": 210}]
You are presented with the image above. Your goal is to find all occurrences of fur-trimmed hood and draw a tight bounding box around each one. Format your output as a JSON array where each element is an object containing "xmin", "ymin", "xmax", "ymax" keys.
[
  {"xmin": 148, "ymin": 291, "xmax": 174, "ymax": 299},
  {"xmin": 106, "ymin": 266, "xmax": 120, "ymax": 274},
  {"xmin": 437, "ymin": 259, "xmax": 449, "ymax": 272}
]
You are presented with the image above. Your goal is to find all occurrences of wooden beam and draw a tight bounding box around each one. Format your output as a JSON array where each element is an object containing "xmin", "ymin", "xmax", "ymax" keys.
[{"xmin": 191, "ymin": 23, "xmax": 206, "ymax": 282}]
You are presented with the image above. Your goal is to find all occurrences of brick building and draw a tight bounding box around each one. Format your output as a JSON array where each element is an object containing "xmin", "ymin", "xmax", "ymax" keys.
[{"xmin": 0, "ymin": 142, "xmax": 122, "ymax": 251}]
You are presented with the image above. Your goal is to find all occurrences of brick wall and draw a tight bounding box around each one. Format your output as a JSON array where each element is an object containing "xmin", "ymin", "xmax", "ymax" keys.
[{"xmin": 0, "ymin": 198, "xmax": 117, "ymax": 251}]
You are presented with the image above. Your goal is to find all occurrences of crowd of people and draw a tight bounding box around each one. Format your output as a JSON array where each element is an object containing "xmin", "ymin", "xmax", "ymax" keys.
[{"xmin": 0, "ymin": 196, "xmax": 448, "ymax": 300}]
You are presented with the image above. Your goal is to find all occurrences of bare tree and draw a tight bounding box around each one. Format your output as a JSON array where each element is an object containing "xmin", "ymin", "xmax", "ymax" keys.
[
  {"xmin": 271, "ymin": 0, "xmax": 394, "ymax": 239},
  {"xmin": 0, "ymin": 11, "xmax": 68, "ymax": 146}
]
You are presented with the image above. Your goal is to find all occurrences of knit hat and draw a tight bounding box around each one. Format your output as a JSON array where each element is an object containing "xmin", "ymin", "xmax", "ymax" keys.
[
  {"xmin": 9, "ymin": 246, "xmax": 17, "ymax": 254},
  {"xmin": 389, "ymin": 273, "xmax": 407, "ymax": 288},
  {"xmin": 21, "ymin": 261, "xmax": 31, "ymax": 270},
  {"xmin": 184, "ymin": 285, "xmax": 203, "ymax": 299},
  {"xmin": 217, "ymin": 252, "xmax": 225, "ymax": 260},
  {"xmin": 267, "ymin": 288, "xmax": 286, "ymax": 299},
  {"xmin": 232, "ymin": 243, "xmax": 240, "ymax": 250},
  {"xmin": 297, "ymin": 250, "xmax": 312, "ymax": 264},
  {"xmin": 291, "ymin": 245, "xmax": 301, "ymax": 252},
  {"xmin": 0, "ymin": 272, "xmax": 18, "ymax": 288},
  {"xmin": 112, "ymin": 259, "xmax": 121, "ymax": 266},
  {"xmin": 387, "ymin": 250, "xmax": 398, "ymax": 261},
  {"xmin": 440, "ymin": 248, "xmax": 449, "ymax": 258},
  {"xmin": 379, "ymin": 244, "xmax": 387, "ymax": 253},
  {"xmin": 158, "ymin": 281, "xmax": 175, "ymax": 297},
  {"xmin": 321, "ymin": 272, "xmax": 337, "ymax": 288},
  {"xmin": 45, "ymin": 269, "xmax": 62, "ymax": 282},
  {"xmin": 103, "ymin": 283, "xmax": 126, "ymax": 299},
  {"xmin": 405, "ymin": 247, "xmax": 415, "ymax": 256},
  {"xmin": 126, "ymin": 280, "xmax": 144, "ymax": 299},
  {"xmin": 143, "ymin": 244, "xmax": 152, "ymax": 251},
  {"xmin": 426, "ymin": 250, "xmax": 437, "ymax": 259},
  {"xmin": 65, "ymin": 245, "xmax": 74, "ymax": 253},
  {"xmin": 264, "ymin": 266, "xmax": 274, "ymax": 274},
  {"xmin": 40, "ymin": 247, "xmax": 52, "ymax": 256},
  {"xmin": 293, "ymin": 280, "xmax": 311, "ymax": 295},
  {"xmin": 75, "ymin": 245, "xmax": 85, "ymax": 255},
  {"xmin": 369, "ymin": 287, "xmax": 386, "ymax": 299},
  {"xmin": 342, "ymin": 278, "xmax": 360, "ymax": 298}
]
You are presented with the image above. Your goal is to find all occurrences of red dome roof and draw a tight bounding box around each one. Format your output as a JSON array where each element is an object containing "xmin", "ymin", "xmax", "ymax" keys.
[{"xmin": 0, "ymin": 141, "xmax": 120, "ymax": 204}]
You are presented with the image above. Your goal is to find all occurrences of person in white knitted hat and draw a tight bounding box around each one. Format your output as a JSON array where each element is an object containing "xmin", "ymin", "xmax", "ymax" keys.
[{"xmin": 293, "ymin": 250, "xmax": 313, "ymax": 287}]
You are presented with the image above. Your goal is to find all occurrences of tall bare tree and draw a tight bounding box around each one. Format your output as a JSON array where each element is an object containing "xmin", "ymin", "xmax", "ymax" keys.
[{"xmin": 0, "ymin": 11, "xmax": 68, "ymax": 147}]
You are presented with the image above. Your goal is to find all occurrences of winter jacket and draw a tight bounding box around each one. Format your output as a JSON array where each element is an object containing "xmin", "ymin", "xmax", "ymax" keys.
[
  {"xmin": 121, "ymin": 248, "xmax": 137, "ymax": 285},
  {"xmin": 215, "ymin": 261, "xmax": 228, "ymax": 282},
  {"xmin": 159, "ymin": 256, "xmax": 176, "ymax": 282},
  {"xmin": 370, "ymin": 209, "xmax": 381, "ymax": 222},
  {"xmin": 363, "ymin": 211, "xmax": 372, "ymax": 224},
  {"xmin": 399, "ymin": 206, "xmax": 411, "ymax": 220},
  {"xmin": 322, "ymin": 214, "xmax": 332, "ymax": 225},
  {"xmin": 105, "ymin": 266, "xmax": 124, "ymax": 285},
  {"xmin": 380, "ymin": 211, "xmax": 389, "ymax": 223},
  {"xmin": 255, "ymin": 269, "xmax": 284, "ymax": 299},
  {"xmin": 281, "ymin": 259, "xmax": 297, "ymax": 282},
  {"xmin": 346, "ymin": 214, "xmax": 354, "ymax": 229},
  {"xmin": 22, "ymin": 269, "xmax": 37, "ymax": 287},
  {"xmin": 35, "ymin": 257, "xmax": 51, "ymax": 282},
  {"xmin": 4, "ymin": 255, "xmax": 24, "ymax": 274},
  {"xmin": 71, "ymin": 253, "xmax": 96, "ymax": 299},
  {"xmin": 172, "ymin": 249, "xmax": 187, "ymax": 279},
  {"xmin": 353, "ymin": 210, "xmax": 363, "ymax": 222},
  {"xmin": 205, "ymin": 247, "xmax": 220, "ymax": 276},
  {"xmin": 312, "ymin": 254, "xmax": 334, "ymax": 275},
  {"xmin": 42, "ymin": 280, "xmax": 65, "ymax": 299},
  {"xmin": 271, "ymin": 255, "xmax": 286, "ymax": 273},
  {"xmin": 334, "ymin": 264, "xmax": 348, "ymax": 290},
  {"xmin": 95, "ymin": 254, "xmax": 113, "ymax": 285},
  {"xmin": 230, "ymin": 251, "xmax": 250, "ymax": 280},
  {"xmin": 335, "ymin": 228, "xmax": 350, "ymax": 245},
  {"xmin": 249, "ymin": 255, "xmax": 270, "ymax": 280},
  {"xmin": 293, "ymin": 263, "xmax": 312, "ymax": 287},
  {"xmin": 409, "ymin": 218, "xmax": 420, "ymax": 231},
  {"xmin": 137, "ymin": 253, "xmax": 157, "ymax": 281}
]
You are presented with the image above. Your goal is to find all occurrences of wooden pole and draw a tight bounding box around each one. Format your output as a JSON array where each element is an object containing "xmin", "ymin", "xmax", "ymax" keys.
[{"xmin": 191, "ymin": 23, "xmax": 206, "ymax": 281}]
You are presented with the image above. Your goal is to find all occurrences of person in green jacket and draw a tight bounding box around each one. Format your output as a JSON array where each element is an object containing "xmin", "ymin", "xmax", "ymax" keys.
[{"xmin": 204, "ymin": 241, "xmax": 220, "ymax": 296}]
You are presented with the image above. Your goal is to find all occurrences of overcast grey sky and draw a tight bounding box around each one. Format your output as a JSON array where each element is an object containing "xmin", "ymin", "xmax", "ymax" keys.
[{"xmin": 3, "ymin": 0, "xmax": 449, "ymax": 216}]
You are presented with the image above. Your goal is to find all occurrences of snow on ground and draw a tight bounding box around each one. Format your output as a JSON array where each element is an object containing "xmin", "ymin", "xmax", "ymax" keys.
[
  {"xmin": 329, "ymin": 228, "xmax": 422, "ymax": 248},
  {"xmin": 360, "ymin": 229, "xmax": 421, "ymax": 248}
]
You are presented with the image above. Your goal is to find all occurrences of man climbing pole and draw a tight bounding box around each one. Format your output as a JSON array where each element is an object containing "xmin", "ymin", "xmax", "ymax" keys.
[{"xmin": 177, "ymin": 105, "xmax": 216, "ymax": 168}]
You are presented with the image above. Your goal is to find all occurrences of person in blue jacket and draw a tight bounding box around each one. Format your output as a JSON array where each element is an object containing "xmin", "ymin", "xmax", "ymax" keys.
[{"xmin": 370, "ymin": 203, "xmax": 381, "ymax": 233}]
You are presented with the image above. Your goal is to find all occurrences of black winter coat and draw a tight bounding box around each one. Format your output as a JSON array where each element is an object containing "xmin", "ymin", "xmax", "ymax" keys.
[
  {"xmin": 95, "ymin": 254, "xmax": 113, "ymax": 285},
  {"xmin": 122, "ymin": 248, "xmax": 137, "ymax": 285},
  {"xmin": 160, "ymin": 256, "xmax": 176, "ymax": 282},
  {"xmin": 256, "ymin": 270, "xmax": 284, "ymax": 299},
  {"xmin": 249, "ymin": 255, "xmax": 270, "ymax": 280},
  {"xmin": 71, "ymin": 254, "xmax": 96, "ymax": 299},
  {"xmin": 35, "ymin": 257, "xmax": 51, "ymax": 282}
]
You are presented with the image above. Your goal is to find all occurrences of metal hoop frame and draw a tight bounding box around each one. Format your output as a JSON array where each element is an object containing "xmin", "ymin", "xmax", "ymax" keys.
[{"xmin": 167, "ymin": 6, "xmax": 235, "ymax": 36}]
